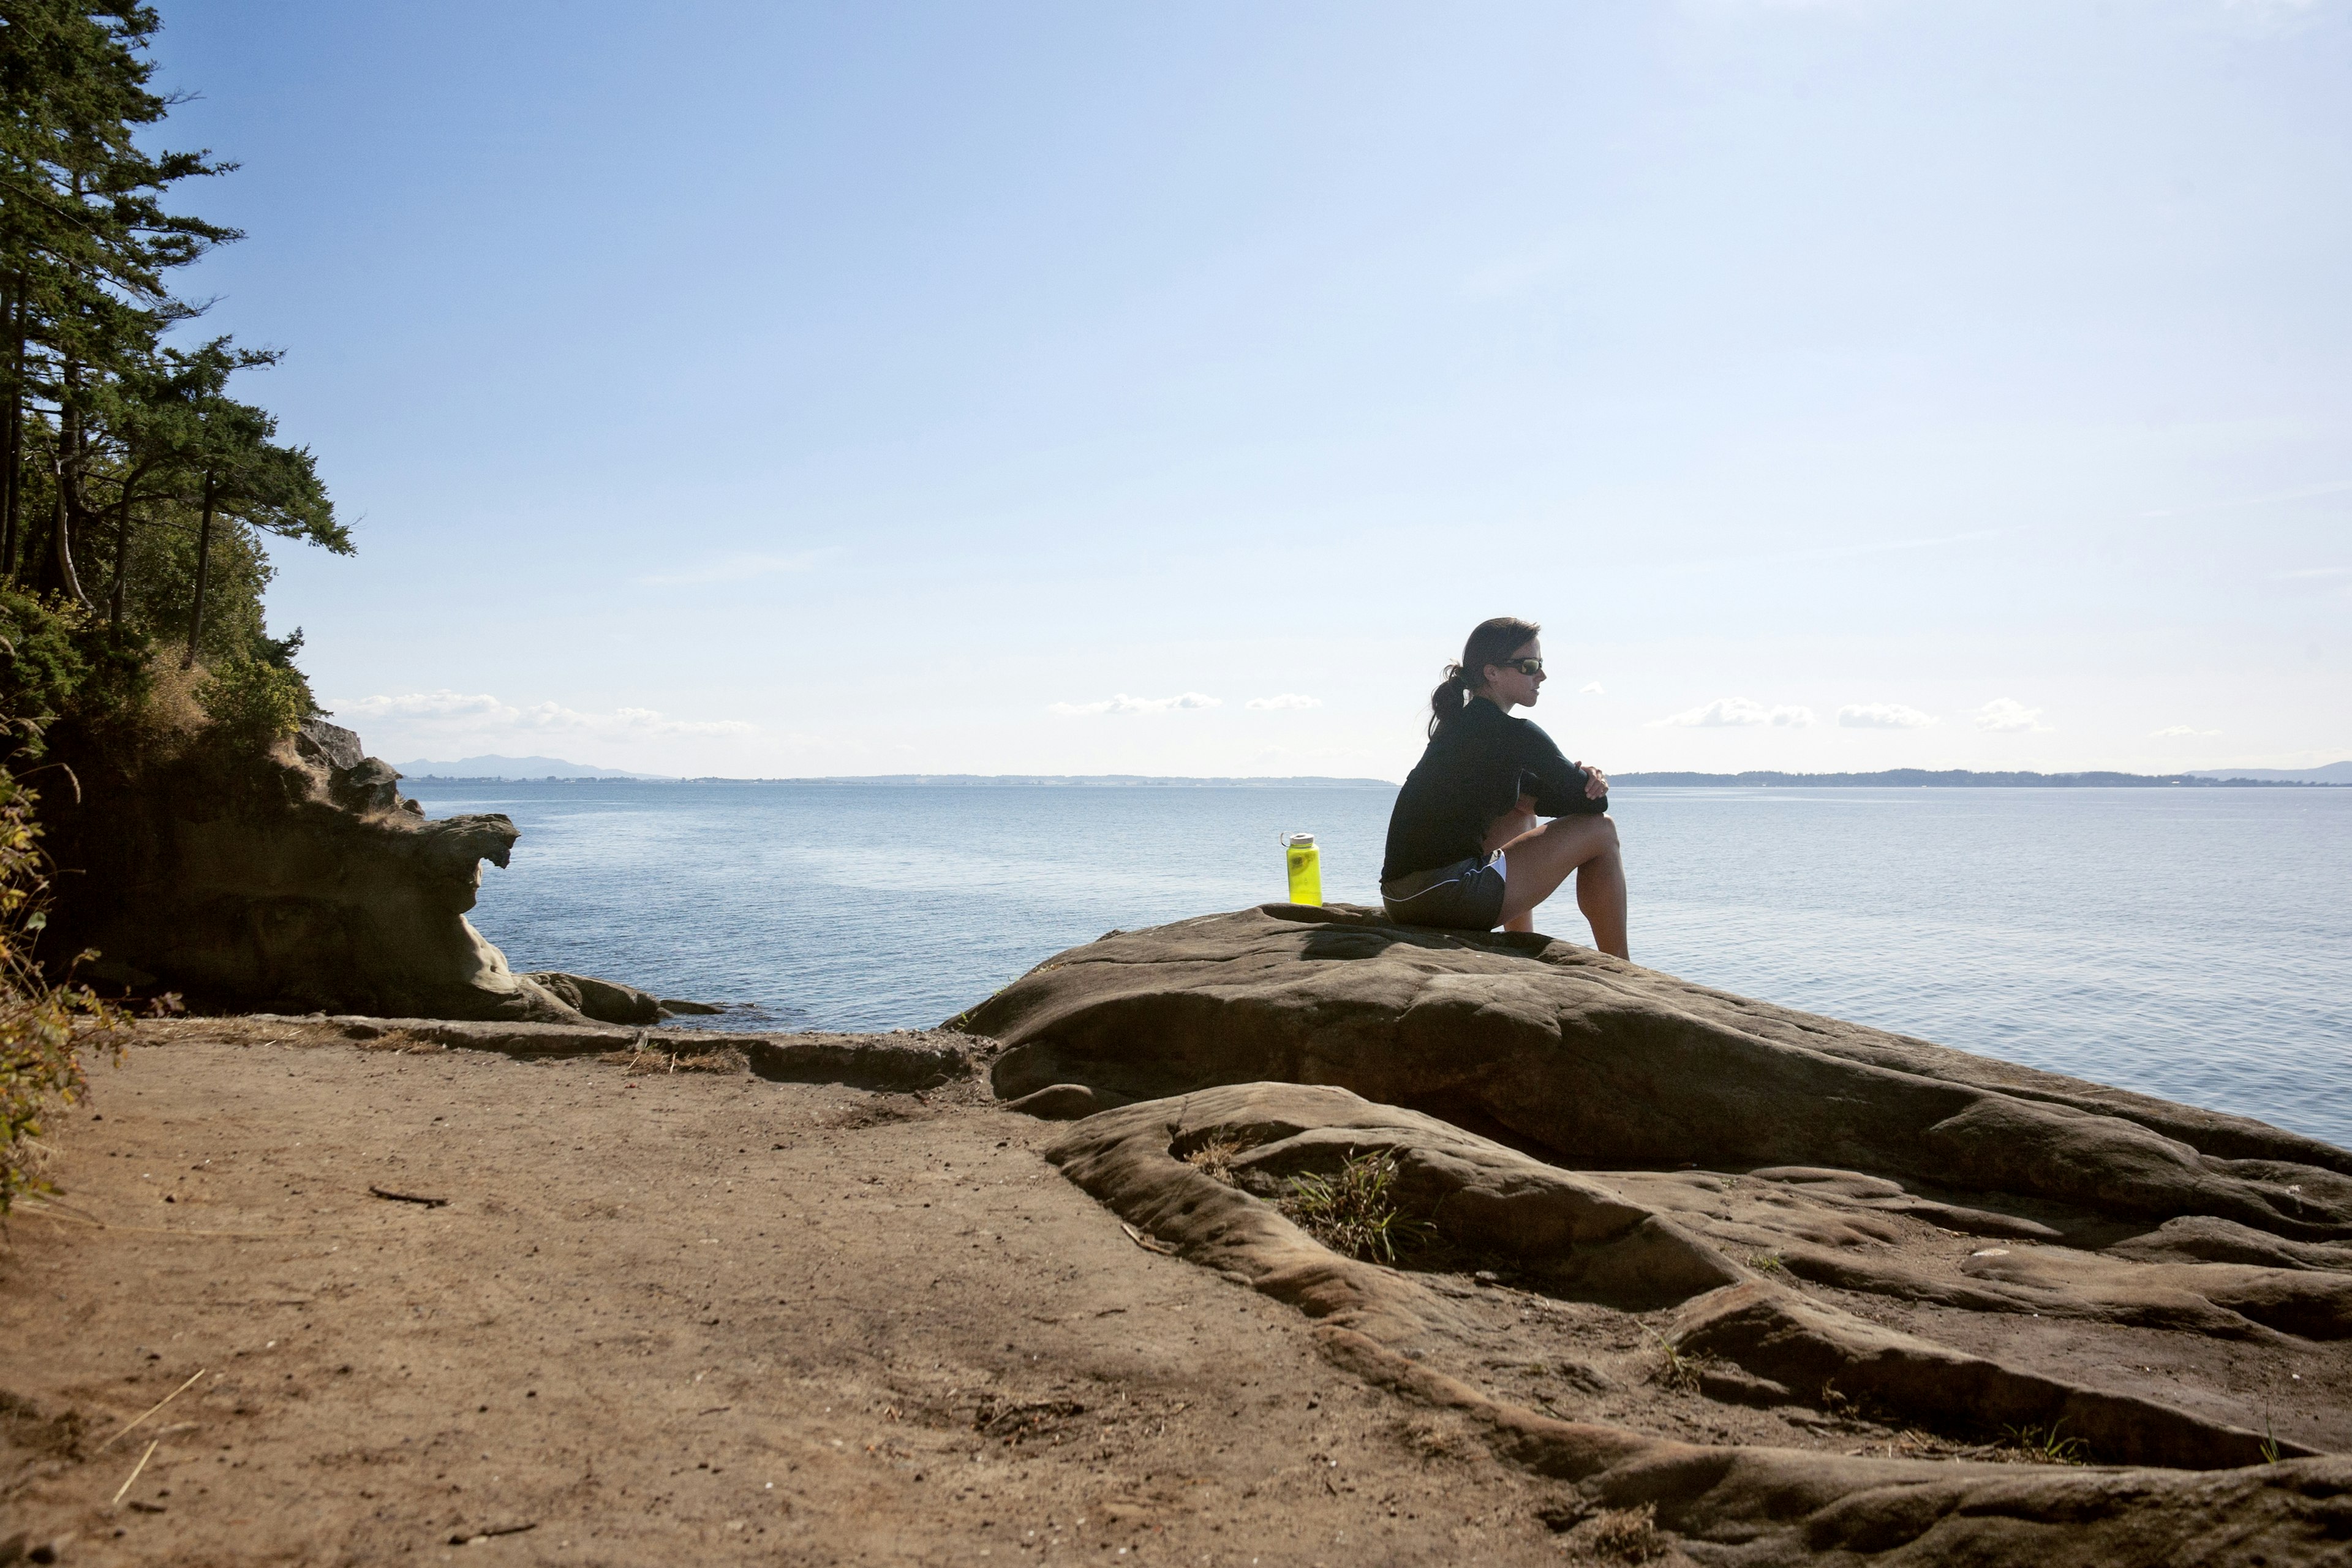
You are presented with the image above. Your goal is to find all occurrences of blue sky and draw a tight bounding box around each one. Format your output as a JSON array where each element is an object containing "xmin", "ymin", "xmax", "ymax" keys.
[{"xmin": 153, "ymin": 0, "xmax": 2349, "ymax": 778}]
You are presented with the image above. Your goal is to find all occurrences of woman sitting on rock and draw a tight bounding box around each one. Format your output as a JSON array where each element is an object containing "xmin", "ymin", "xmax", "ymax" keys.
[{"xmin": 1379, "ymin": 616, "xmax": 1628, "ymax": 956}]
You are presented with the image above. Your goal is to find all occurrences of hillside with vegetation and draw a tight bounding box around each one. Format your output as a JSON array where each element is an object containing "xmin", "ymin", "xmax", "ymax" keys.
[{"xmin": 0, "ymin": 1, "xmax": 346, "ymax": 1207}]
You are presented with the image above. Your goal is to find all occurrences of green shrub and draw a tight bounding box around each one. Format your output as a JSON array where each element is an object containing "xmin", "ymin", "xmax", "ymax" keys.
[
  {"xmin": 0, "ymin": 586, "xmax": 95, "ymax": 762},
  {"xmin": 194, "ymin": 656, "xmax": 313, "ymax": 750},
  {"xmin": 0, "ymin": 767, "xmax": 122, "ymax": 1216}
]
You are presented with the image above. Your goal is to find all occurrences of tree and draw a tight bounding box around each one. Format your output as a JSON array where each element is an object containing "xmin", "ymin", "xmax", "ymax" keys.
[
  {"xmin": 162, "ymin": 341, "xmax": 346, "ymax": 667},
  {"xmin": 0, "ymin": 1, "xmax": 237, "ymax": 594}
]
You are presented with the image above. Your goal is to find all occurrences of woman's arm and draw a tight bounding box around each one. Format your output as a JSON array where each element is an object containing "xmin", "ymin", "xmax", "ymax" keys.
[{"xmin": 1513, "ymin": 721, "xmax": 1608, "ymax": 816}]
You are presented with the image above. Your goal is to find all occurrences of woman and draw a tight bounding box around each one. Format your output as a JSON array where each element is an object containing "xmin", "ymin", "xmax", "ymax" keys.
[{"xmin": 1379, "ymin": 617, "xmax": 1629, "ymax": 957}]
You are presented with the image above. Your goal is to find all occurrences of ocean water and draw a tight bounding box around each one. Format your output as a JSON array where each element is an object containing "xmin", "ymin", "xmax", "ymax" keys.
[{"xmin": 402, "ymin": 780, "xmax": 2352, "ymax": 1151}]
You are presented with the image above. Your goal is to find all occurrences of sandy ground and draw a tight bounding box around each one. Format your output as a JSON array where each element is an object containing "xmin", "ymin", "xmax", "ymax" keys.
[{"xmin": 3, "ymin": 1023, "xmax": 1613, "ymax": 1567}]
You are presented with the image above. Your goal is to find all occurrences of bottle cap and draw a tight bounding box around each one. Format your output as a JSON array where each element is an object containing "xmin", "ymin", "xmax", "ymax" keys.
[{"xmin": 1284, "ymin": 832, "xmax": 1316, "ymax": 846}]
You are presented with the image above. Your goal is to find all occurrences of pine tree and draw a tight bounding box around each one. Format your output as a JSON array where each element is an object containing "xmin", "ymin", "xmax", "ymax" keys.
[{"xmin": 0, "ymin": 1, "xmax": 237, "ymax": 597}]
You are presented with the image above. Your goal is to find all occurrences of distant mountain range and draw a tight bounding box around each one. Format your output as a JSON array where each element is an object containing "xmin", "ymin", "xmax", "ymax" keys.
[
  {"xmin": 2187, "ymin": 762, "xmax": 2352, "ymax": 785},
  {"xmin": 1613, "ymin": 767, "xmax": 2348, "ymax": 788},
  {"xmin": 394, "ymin": 755, "xmax": 672, "ymax": 780}
]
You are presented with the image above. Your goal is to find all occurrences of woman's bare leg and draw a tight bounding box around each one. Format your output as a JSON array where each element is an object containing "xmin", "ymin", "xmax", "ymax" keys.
[{"xmin": 1494, "ymin": 815, "xmax": 1627, "ymax": 958}]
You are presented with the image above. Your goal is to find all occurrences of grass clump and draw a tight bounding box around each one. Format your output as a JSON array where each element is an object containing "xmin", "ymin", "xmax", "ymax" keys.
[
  {"xmin": 1566, "ymin": 1502, "xmax": 1667, "ymax": 1563},
  {"xmin": 2000, "ymin": 1420, "xmax": 2088, "ymax": 1465},
  {"xmin": 1278, "ymin": 1148, "xmax": 1430, "ymax": 1264},
  {"xmin": 1645, "ymin": 1327, "xmax": 1702, "ymax": 1393},
  {"xmin": 1182, "ymin": 1135, "xmax": 1245, "ymax": 1185}
]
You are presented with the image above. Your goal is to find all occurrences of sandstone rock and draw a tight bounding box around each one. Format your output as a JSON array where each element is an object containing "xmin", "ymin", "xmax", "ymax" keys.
[
  {"xmin": 966, "ymin": 905, "xmax": 2352, "ymax": 1234},
  {"xmin": 292, "ymin": 717, "xmax": 364, "ymax": 773},
  {"xmin": 527, "ymin": 971, "xmax": 663, "ymax": 1026},
  {"xmin": 40, "ymin": 725, "xmax": 579, "ymax": 1022},
  {"xmin": 973, "ymin": 907, "xmax": 2352, "ymax": 1558},
  {"xmin": 329, "ymin": 756, "xmax": 404, "ymax": 815},
  {"xmin": 1046, "ymin": 1081, "xmax": 2352, "ymax": 1562},
  {"xmin": 288, "ymin": 1016, "xmax": 978, "ymax": 1091},
  {"xmin": 1005, "ymin": 1084, "xmax": 1130, "ymax": 1120}
]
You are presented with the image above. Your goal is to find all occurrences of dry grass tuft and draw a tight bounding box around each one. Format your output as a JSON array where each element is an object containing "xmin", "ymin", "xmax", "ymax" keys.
[
  {"xmin": 1182, "ymin": 1136, "xmax": 1245, "ymax": 1185},
  {"xmin": 353, "ymin": 1030, "xmax": 443, "ymax": 1054},
  {"xmin": 1999, "ymin": 1420, "xmax": 2089, "ymax": 1466},
  {"xmin": 600, "ymin": 1045, "xmax": 747, "ymax": 1076},
  {"xmin": 1645, "ymin": 1328, "xmax": 1702, "ymax": 1393},
  {"xmin": 1576, "ymin": 1502, "xmax": 1667, "ymax": 1562},
  {"xmin": 139, "ymin": 654, "xmax": 209, "ymax": 748}
]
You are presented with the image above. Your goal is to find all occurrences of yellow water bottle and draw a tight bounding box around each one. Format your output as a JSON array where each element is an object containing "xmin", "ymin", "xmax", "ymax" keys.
[{"xmin": 1281, "ymin": 832, "xmax": 1323, "ymax": 907}]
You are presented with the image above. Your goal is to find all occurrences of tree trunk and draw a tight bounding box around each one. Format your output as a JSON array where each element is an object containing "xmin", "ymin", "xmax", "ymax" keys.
[
  {"xmin": 107, "ymin": 494, "xmax": 133, "ymax": 625},
  {"xmin": 38, "ymin": 358, "xmax": 92, "ymax": 608},
  {"xmin": 48, "ymin": 453, "xmax": 89, "ymax": 608},
  {"xmin": 183, "ymin": 475, "xmax": 216, "ymax": 669},
  {"xmin": 1, "ymin": 278, "xmax": 18, "ymax": 581}
]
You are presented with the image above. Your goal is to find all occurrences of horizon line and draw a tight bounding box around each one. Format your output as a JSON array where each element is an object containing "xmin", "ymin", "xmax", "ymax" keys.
[{"xmin": 391, "ymin": 764, "xmax": 2348, "ymax": 787}]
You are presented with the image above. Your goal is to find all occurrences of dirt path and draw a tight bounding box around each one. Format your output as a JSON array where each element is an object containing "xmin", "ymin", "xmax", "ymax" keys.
[{"xmin": 2, "ymin": 1023, "xmax": 1598, "ymax": 1566}]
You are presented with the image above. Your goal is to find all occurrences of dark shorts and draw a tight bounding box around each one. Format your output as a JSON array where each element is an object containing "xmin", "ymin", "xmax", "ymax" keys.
[{"xmin": 1381, "ymin": 852, "xmax": 1507, "ymax": 931}]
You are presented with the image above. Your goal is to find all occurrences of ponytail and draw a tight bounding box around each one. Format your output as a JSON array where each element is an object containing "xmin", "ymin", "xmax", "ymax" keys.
[
  {"xmin": 1426, "ymin": 665, "xmax": 1473, "ymax": 739},
  {"xmin": 1427, "ymin": 616, "xmax": 1542, "ymax": 739}
]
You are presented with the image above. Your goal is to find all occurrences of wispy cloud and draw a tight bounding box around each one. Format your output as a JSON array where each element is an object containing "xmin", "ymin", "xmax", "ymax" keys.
[
  {"xmin": 1579, "ymin": 681, "xmax": 1605, "ymax": 695},
  {"xmin": 2143, "ymin": 478, "xmax": 2352, "ymax": 521},
  {"xmin": 1245, "ymin": 693, "xmax": 1320, "ymax": 711},
  {"xmin": 1838, "ymin": 703, "xmax": 1937, "ymax": 729},
  {"xmin": 333, "ymin": 690, "xmax": 755, "ymax": 737},
  {"xmin": 2276, "ymin": 566, "xmax": 2350, "ymax": 580},
  {"xmin": 1973, "ymin": 698, "xmax": 2052, "ymax": 734},
  {"xmin": 641, "ymin": 548, "xmax": 839, "ymax": 587},
  {"xmin": 1649, "ymin": 698, "xmax": 1816, "ymax": 729},
  {"xmin": 2150, "ymin": 724, "xmax": 2222, "ymax": 738},
  {"xmin": 1047, "ymin": 692, "xmax": 1222, "ymax": 717}
]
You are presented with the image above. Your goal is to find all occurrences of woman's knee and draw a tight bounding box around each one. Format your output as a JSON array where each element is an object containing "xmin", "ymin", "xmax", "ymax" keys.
[{"xmin": 1551, "ymin": 812, "xmax": 1617, "ymax": 858}]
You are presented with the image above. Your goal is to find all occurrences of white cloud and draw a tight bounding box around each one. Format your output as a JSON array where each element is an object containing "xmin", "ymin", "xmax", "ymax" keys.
[
  {"xmin": 1649, "ymin": 698, "xmax": 1815, "ymax": 729},
  {"xmin": 1579, "ymin": 681, "xmax": 1605, "ymax": 695},
  {"xmin": 333, "ymin": 689, "xmax": 755, "ymax": 737},
  {"xmin": 1838, "ymin": 703, "xmax": 1937, "ymax": 730},
  {"xmin": 1973, "ymin": 698, "xmax": 2052, "ymax": 734},
  {"xmin": 1047, "ymin": 692, "xmax": 1223, "ymax": 717},
  {"xmin": 1245, "ymin": 693, "xmax": 1321, "ymax": 711},
  {"xmin": 2150, "ymin": 725, "xmax": 2222, "ymax": 738}
]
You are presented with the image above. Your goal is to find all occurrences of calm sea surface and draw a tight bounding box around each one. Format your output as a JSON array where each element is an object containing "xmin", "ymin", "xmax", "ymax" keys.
[{"xmin": 403, "ymin": 780, "xmax": 2352, "ymax": 1151}]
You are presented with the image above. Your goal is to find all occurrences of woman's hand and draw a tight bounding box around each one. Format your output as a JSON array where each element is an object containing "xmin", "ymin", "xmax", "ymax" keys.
[{"xmin": 1576, "ymin": 763, "xmax": 1609, "ymax": 799}]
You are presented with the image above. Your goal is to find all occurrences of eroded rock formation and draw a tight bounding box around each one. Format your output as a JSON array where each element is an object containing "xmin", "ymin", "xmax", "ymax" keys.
[
  {"xmin": 527, "ymin": 970, "xmax": 663, "ymax": 1025},
  {"xmin": 962, "ymin": 905, "xmax": 2352, "ymax": 1563},
  {"xmin": 43, "ymin": 718, "xmax": 579, "ymax": 1021}
]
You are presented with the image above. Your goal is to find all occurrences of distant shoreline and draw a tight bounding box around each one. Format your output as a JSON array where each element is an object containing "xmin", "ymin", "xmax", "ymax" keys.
[
  {"xmin": 1611, "ymin": 769, "xmax": 2341, "ymax": 788},
  {"xmin": 395, "ymin": 767, "xmax": 2345, "ymax": 789},
  {"xmin": 398, "ymin": 772, "xmax": 1401, "ymax": 788}
]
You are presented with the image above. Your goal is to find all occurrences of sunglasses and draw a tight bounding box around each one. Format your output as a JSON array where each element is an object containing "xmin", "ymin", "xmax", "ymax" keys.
[{"xmin": 1492, "ymin": 658, "xmax": 1545, "ymax": 676}]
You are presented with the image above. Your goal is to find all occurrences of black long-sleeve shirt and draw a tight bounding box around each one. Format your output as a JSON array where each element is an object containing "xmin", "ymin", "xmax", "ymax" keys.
[{"xmin": 1381, "ymin": 698, "xmax": 1607, "ymax": 883}]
